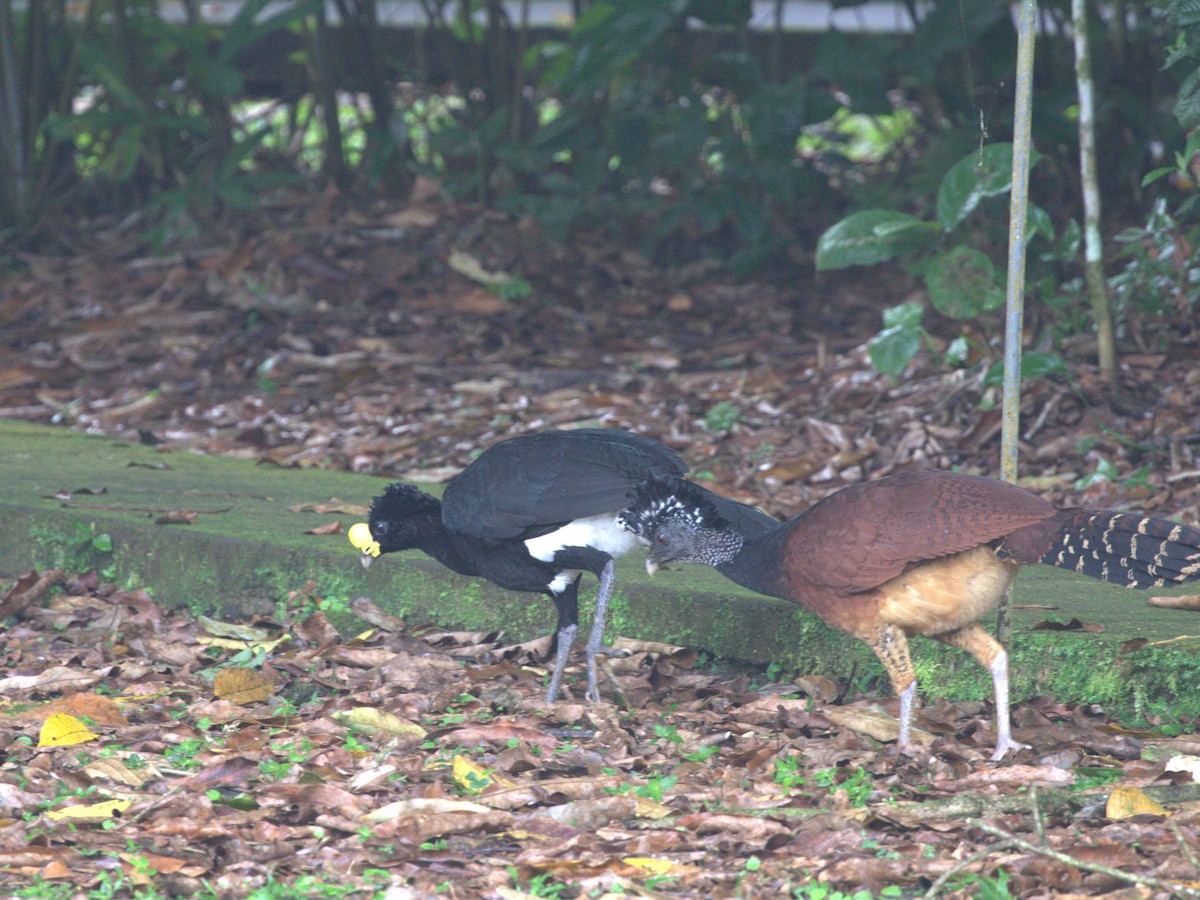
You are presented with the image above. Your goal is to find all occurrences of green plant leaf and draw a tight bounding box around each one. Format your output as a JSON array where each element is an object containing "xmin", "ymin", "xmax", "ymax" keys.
[
  {"xmin": 1179, "ymin": 0, "xmax": 1200, "ymax": 25},
  {"xmin": 935, "ymin": 143, "xmax": 1040, "ymax": 230},
  {"xmin": 815, "ymin": 210, "xmax": 934, "ymax": 270},
  {"xmin": 925, "ymin": 246, "xmax": 1004, "ymax": 319},
  {"xmin": 1019, "ymin": 351, "xmax": 1067, "ymax": 379},
  {"xmin": 1141, "ymin": 166, "xmax": 1175, "ymax": 187},
  {"xmin": 881, "ymin": 300, "xmax": 924, "ymax": 329},
  {"xmin": 1027, "ymin": 204, "xmax": 1055, "ymax": 242},
  {"xmin": 983, "ymin": 350, "xmax": 1066, "ymax": 386},
  {"xmin": 869, "ymin": 303, "xmax": 926, "ymax": 377}
]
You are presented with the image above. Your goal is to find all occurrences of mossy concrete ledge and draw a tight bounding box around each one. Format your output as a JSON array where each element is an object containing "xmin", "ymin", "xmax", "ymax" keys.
[{"xmin": 3, "ymin": 417, "xmax": 1200, "ymax": 718}]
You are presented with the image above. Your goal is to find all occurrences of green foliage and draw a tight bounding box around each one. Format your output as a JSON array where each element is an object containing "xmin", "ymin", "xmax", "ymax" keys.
[
  {"xmin": 507, "ymin": 866, "xmax": 570, "ymax": 898},
  {"xmin": 935, "ymin": 144, "xmax": 1036, "ymax": 229},
  {"xmin": 704, "ymin": 400, "xmax": 741, "ymax": 433},
  {"xmin": 1109, "ymin": 199, "xmax": 1200, "ymax": 335},
  {"xmin": 773, "ymin": 754, "xmax": 808, "ymax": 791},
  {"xmin": 463, "ymin": 0, "xmax": 841, "ymax": 270},
  {"xmin": 51, "ymin": 1, "xmax": 310, "ymax": 234},
  {"xmin": 815, "ymin": 210, "xmax": 937, "ymax": 269},
  {"xmin": 925, "ymin": 246, "xmax": 1005, "ymax": 319},
  {"xmin": 954, "ymin": 868, "xmax": 1014, "ymax": 899},
  {"xmin": 31, "ymin": 521, "xmax": 114, "ymax": 576},
  {"xmin": 792, "ymin": 884, "xmax": 902, "ymax": 900},
  {"xmin": 868, "ymin": 302, "xmax": 927, "ymax": 378},
  {"xmin": 819, "ymin": 143, "xmax": 1057, "ymax": 378},
  {"xmin": 812, "ymin": 765, "xmax": 874, "ymax": 808}
]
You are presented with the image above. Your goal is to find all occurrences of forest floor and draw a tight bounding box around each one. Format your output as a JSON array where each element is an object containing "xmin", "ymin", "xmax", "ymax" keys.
[{"xmin": 2, "ymin": 185, "xmax": 1200, "ymax": 898}]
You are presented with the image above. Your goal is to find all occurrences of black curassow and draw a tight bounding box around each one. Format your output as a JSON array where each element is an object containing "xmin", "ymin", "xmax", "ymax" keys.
[
  {"xmin": 349, "ymin": 428, "xmax": 777, "ymax": 703},
  {"xmin": 620, "ymin": 470, "xmax": 1200, "ymax": 760}
]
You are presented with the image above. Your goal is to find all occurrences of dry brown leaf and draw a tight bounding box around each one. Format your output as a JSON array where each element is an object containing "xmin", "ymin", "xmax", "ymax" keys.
[
  {"xmin": 442, "ymin": 723, "xmax": 558, "ymax": 750},
  {"xmin": 521, "ymin": 796, "xmax": 637, "ymax": 828},
  {"xmin": 0, "ymin": 569, "xmax": 63, "ymax": 619},
  {"xmin": 445, "ymin": 286, "xmax": 513, "ymax": 315},
  {"xmin": 364, "ymin": 797, "xmax": 514, "ymax": 841},
  {"xmin": 83, "ymin": 756, "xmax": 161, "ymax": 787},
  {"xmin": 290, "ymin": 498, "xmax": 371, "ymax": 516},
  {"xmin": 349, "ymin": 596, "xmax": 406, "ymax": 632},
  {"xmin": 40, "ymin": 692, "xmax": 128, "ymax": 727},
  {"xmin": 212, "ymin": 667, "xmax": 274, "ymax": 705},
  {"xmin": 155, "ymin": 510, "xmax": 197, "ymax": 525},
  {"xmin": 304, "ymin": 520, "xmax": 343, "ymax": 535},
  {"xmin": 821, "ymin": 705, "xmax": 938, "ymax": 746},
  {"xmin": 794, "ymin": 674, "xmax": 840, "ymax": 703},
  {"xmin": 0, "ymin": 666, "xmax": 100, "ymax": 694},
  {"xmin": 938, "ymin": 765, "xmax": 1075, "ymax": 790}
]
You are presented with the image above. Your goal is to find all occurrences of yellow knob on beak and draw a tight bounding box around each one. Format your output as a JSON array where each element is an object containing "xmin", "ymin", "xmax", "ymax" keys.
[{"xmin": 348, "ymin": 522, "xmax": 381, "ymax": 568}]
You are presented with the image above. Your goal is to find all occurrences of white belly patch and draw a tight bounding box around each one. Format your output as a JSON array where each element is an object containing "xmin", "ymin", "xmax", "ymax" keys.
[{"xmin": 524, "ymin": 513, "xmax": 640, "ymax": 563}]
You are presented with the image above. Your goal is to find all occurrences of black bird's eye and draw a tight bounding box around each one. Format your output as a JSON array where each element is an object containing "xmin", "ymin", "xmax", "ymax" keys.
[{"xmin": 656, "ymin": 535, "xmax": 666, "ymax": 544}]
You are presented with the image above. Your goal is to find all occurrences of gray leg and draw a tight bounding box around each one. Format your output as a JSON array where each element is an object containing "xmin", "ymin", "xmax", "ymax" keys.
[
  {"xmin": 986, "ymin": 648, "xmax": 1029, "ymax": 761},
  {"xmin": 934, "ymin": 623, "xmax": 1029, "ymax": 761},
  {"xmin": 545, "ymin": 622, "xmax": 578, "ymax": 703},
  {"xmin": 584, "ymin": 559, "xmax": 616, "ymax": 703},
  {"xmin": 897, "ymin": 680, "xmax": 918, "ymax": 750}
]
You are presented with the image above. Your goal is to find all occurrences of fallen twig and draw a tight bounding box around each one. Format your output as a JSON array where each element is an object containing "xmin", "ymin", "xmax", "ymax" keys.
[
  {"xmin": 924, "ymin": 837, "xmax": 1018, "ymax": 898},
  {"xmin": 965, "ymin": 817, "xmax": 1200, "ymax": 898}
]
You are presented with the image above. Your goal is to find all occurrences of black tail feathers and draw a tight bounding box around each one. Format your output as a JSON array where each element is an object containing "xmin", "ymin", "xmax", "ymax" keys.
[{"xmin": 1038, "ymin": 510, "xmax": 1200, "ymax": 588}]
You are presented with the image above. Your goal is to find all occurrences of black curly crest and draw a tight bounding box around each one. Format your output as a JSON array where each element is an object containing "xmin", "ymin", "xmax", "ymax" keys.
[
  {"xmin": 621, "ymin": 478, "xmax": 726, "ymax": 537},
  {"xmin": 371, "ymin": 482, "xmax": 442, "ymax": 523}
]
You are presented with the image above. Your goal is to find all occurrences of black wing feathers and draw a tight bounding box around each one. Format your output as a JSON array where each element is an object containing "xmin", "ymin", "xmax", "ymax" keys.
[{"xmin": 442, "ymin": 429, "xmax": 687, "ymax": 539}]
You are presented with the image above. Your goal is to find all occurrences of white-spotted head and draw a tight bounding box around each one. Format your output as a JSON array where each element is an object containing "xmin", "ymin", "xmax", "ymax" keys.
[{"xmin": 621, "ymin": 479, "xmax": 741, "ymax": 573}]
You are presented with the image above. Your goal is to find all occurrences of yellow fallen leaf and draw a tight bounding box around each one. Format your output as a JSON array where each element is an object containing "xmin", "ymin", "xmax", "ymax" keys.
[
  {"xmin": 453, "ymin": 755, "xmax": 515, "ymax": 793},
  {"xmin": 334, "ymin": 707, "xmax": 427, "ymax": 738},
  {"xmin": 195, "ymin": 635, "xmax": 288, "ymax": 653},
  {"xmin": 197, "ymin": 616, "xmax": 276, "ymax": 642},
  {"xmin": 634, "ymin": 796, "xmax": 672, "ymax": 819},
  {"xmin": 447, "ymin": 249, "xmax": 511, "ymax": 285},
  {"xmin": 1106, "ymin": 785, "xmax": 1168, "ymax": 819},
  {"xmin": 623, "ymin": 857, "xmax": 678, "ymax": 875},
  {"xmin": 38, "ymin": 713, "xmax": 99, "ymax": 748},
  {"xmin": 46, "ymin": 798, "xmax": 132, "ymax": 820}
]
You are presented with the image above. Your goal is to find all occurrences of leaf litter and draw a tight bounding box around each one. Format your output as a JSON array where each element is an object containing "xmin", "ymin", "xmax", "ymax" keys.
[
  {"xmin": 1, "ymin": 189, "xmax": 1197, "ymax": 521},
  {"xmin": 1, "ymin": 570, "xmax": 1199, "ymax": 897},
  {"xmin": 2, "ymin": 190, "xmax": 1200, "ymax": 895}
]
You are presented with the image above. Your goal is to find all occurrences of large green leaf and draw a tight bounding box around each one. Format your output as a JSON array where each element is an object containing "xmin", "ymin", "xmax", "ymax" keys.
[
  {"xmin": 1174, "ymin": 68, "xmax": 1200, "ymax": 130},
  {"xmin": 868, "ymin": 301, "xmax": 926, "ymax": 377},
  {"xmin": 869, "ymin": 328, "xmax": 922, "ymax": 378},
  {"xmin": 815, "ymin": 210, "xmax": 934, "ymax": 270},
  {"xmin": 936, "ymin": 143, "xmax": 1039, "ymax": 230},
  {"xmin": 925, "ymin": 246, "xmax": 1004, "ymax": 320},
  {"xmin": 1177, "ymin": 0, "xmax": 1200, "ymax": 26}
]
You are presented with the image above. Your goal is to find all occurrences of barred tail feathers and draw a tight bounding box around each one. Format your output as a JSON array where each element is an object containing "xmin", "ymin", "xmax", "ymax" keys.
[{"xmin": 1037, "ymin": 510, "xmax": 1200, "ymax": 588}]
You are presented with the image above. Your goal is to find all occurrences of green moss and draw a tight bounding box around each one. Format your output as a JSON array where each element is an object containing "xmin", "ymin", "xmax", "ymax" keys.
[{"xmin": 4, "ymin": 418, "xmax": 1200, "ymax": 723}]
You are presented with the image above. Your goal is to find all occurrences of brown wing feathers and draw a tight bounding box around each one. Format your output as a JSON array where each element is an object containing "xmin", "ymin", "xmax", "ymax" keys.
[{"xmin": 783, "ymin": 472, "xmax": 1054, "ymax": 595}]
